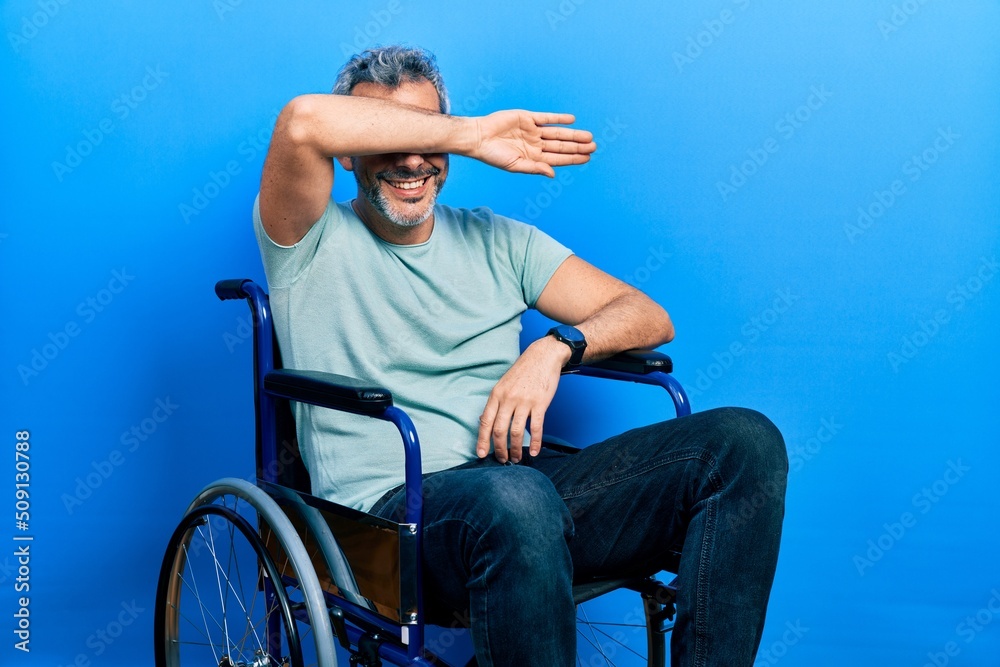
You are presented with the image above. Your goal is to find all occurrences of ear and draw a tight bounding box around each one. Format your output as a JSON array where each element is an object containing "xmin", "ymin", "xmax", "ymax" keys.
[{"xmin": 336, "ymin": 156, "xmax": 353, "ymax": 171}]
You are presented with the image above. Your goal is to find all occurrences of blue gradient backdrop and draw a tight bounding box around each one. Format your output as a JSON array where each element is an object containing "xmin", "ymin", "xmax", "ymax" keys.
[{"xmin": 2, "ymin": 1, "xmax": 998, "ymax": 665}]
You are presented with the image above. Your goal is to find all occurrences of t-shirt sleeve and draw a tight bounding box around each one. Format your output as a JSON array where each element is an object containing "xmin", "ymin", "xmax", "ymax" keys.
[
  {"xmin": 252, "ymin": 193, "xmax": 342, "ymax": 289},
  {"xmin": 493, "ymin": 212, "xmax": 573, "ymax": 308}
]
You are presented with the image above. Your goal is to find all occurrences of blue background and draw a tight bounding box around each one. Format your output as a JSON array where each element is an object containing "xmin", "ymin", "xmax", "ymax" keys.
[{"xmin": 2, "ymin": 1, "xmax": 998, "ymax": 665}]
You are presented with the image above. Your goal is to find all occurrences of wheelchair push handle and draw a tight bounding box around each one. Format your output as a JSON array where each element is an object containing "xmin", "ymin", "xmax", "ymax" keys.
[{"xmin": 215, "ymin": 278, "xmax": 253, "ymax": 301}]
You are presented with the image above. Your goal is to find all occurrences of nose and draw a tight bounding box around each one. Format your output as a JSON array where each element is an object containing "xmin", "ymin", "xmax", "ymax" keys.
[{"xmin": 395, "ymin": 153, "xmax": 426, "ymax": 172}]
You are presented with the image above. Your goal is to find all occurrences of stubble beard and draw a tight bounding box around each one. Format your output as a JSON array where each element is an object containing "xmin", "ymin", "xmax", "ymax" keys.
[{"xmin": 355, "ymin": 164, "xmax": 445, "ymax": 228}]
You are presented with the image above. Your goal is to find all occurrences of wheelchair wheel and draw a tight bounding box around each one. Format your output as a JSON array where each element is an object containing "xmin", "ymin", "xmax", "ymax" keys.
[
  {"xmin": 574, "ymin": 582, "xmax": 674, "ymax": 666},
  {"xmin": 155, "ymin": 478, "xmax": 338, "ymax": 667}
]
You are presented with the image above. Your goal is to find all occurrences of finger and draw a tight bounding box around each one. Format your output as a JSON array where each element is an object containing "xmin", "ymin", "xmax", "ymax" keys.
[
  {"xmin": 492, "ymin": 405, "xmax": 515, "ymax": 462},
  {"xmin": 477, "ymin": 399, "xmax": 500, "ymax": 458},
  {"xmin": 540, "ymin": 139, "xmax": 597, "ymax": 155},
  {"xmin": 534, "ymin": 162, "xmax": 556, "ymax": 178},
  {"xmin": 540, "ymin": 152, "xmax": 592, "ymax": 167},
  {"xmin": 507, "ymin": 406, "xmax": 530, "ymax": 463},
  {"xmin": 528, "ymin": 411, "xmax": 545, "ymax": 458},
  {"xmin": 533, "ymin": 112, "xmax": 576, "ymax": 126},
  {"xmin": 539, "ymin": 127, "xmax": 594, "ymax": 144}
]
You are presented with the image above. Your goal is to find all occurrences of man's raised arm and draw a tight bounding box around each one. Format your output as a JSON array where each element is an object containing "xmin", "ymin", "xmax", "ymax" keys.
[{"xmin": 259, "ymin": 92, "xmax": 597, "ymax": 246}]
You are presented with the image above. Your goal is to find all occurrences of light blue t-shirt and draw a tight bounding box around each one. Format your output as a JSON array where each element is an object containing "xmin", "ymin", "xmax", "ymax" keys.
[{"xmin": 253, "ymin": 196, "xmax": 572, "ymax": 511}]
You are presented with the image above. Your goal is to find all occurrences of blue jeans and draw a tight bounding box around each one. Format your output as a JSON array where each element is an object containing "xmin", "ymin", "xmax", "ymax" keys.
[{"xmin": 371, "ymin": 407, "xmax": 788, "ymax": 666}]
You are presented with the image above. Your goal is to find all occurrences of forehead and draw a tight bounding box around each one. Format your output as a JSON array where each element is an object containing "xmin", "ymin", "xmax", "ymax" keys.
[{"xmin": 350, "ymin": 79, "xmax": 441, "ymax": 113}]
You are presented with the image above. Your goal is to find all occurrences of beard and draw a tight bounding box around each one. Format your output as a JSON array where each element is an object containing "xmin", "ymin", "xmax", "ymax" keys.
[{"xmin": 353, "ymin": 161, "xmax": 446, "ymax": 228}]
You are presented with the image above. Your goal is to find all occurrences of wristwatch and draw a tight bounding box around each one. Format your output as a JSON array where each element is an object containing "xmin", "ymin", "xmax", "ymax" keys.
[{"xmin": 547, "ymin": 325, "xmax": 587, "ymax": 368}]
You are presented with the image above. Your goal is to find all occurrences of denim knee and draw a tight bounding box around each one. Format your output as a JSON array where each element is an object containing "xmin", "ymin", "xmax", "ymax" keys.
[
  {"xmin": 464, "ymin": 466, "xmax": 574, "ymax": 562},
  {"xmin": 704, "ymin": 407, "xmax": 788, "ymax": 488}
]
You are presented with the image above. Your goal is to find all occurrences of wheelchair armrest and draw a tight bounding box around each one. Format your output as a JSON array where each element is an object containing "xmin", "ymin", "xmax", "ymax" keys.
[
  {"xmin": 264, "ymin": 369, "xmax": 393, "ymax": 416},
  {"xmin": 571, "ymin": 349, "xmax": 691, "ymax": 417},
  {"xmin": 584, "ymin": 349, "xmax": 672, "ymax": 375}
]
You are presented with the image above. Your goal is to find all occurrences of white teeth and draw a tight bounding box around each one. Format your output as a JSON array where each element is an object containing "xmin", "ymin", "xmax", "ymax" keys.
[{"xmin": 387, "ymin": 178, "xmax": 426, "ymax": 190}]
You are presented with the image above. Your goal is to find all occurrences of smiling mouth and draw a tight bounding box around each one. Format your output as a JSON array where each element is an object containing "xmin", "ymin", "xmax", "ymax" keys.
[{"xmin": 384, "ymin": 177, "xmax": 428, "ymax": 191}]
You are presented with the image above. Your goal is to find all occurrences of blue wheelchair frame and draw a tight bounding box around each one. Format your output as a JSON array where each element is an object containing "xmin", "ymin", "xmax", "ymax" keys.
[{"xmin": 212, "ymin": 277, "xmax": 691, "ymax": 666}]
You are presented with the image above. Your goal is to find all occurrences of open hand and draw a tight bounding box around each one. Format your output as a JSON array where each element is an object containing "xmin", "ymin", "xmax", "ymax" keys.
[{"xmin": 471, "ymin": 111, "xmax": 596, "ymax": 177}]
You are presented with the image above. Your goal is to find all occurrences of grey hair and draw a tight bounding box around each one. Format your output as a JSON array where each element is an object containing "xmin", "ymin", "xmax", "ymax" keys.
[{"xmin": 332, "ymin": 45, "xmax": 450, "ymax": 114}]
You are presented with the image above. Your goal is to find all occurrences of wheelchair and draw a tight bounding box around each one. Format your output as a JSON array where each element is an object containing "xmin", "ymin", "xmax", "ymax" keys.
[{"xmin": 154, "ymin": 278, "xmax": 692, "ymax": 667}]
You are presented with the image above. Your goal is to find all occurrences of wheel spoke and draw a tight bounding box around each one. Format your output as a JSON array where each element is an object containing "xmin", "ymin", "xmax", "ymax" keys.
[
  {"xmin": 182, "ymin": 538, "xmax": 221, "ymax": 665},
  {"xmin": 578, "ymin": 603, "xmax": 617, "ymax": 666},
  {"xmin": 574, "ymin": 619, "xmax": 649, "ymax": 629},
  {"xmin": 201, "ymin": 510, "xmax": 267, "ymax": 658},
  {"xmin": 590, "ymin": 624, "xmax": 645, "ymax": 660},
  {"xmin": 205, "ymin": 516, "xmax": 235, "ymax": 659}
]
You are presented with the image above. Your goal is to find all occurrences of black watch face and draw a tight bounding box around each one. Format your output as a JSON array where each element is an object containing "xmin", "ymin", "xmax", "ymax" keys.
[
  {"xmin": 551, "ymin": 325, "xmax": 586, "ymax": 366},
  {"xmin": 554, "ymin": 325, "xmax": 585, "ymax": 345}
]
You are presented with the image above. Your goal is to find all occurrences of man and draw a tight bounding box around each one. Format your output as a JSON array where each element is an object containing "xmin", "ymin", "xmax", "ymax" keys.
[{"xmin": 254, "ymin": 45, "xmax": 787, "ymax": 666}]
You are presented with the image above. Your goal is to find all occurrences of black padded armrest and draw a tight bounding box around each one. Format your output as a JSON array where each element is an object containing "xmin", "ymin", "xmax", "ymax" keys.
[
  {"xmin": 584, "ymin": 349, "xmax": 672, "ymax": 375},
  {"xmin": 264, "ymin": 369, "xmax": 393, "ymax": 416}
]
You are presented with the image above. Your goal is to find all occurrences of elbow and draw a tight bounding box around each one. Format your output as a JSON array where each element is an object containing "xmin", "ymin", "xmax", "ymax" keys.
[
  {"xmin": 279, "ymin": 95, "xmax": 319, "ymax": 148},
  {"xmin": 661, "ymin": 317, "xmax": 676, "ymax": 345},
  {"xmin": 658, "ymin": 306, "xmax": 675, "ymax": 345}
]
